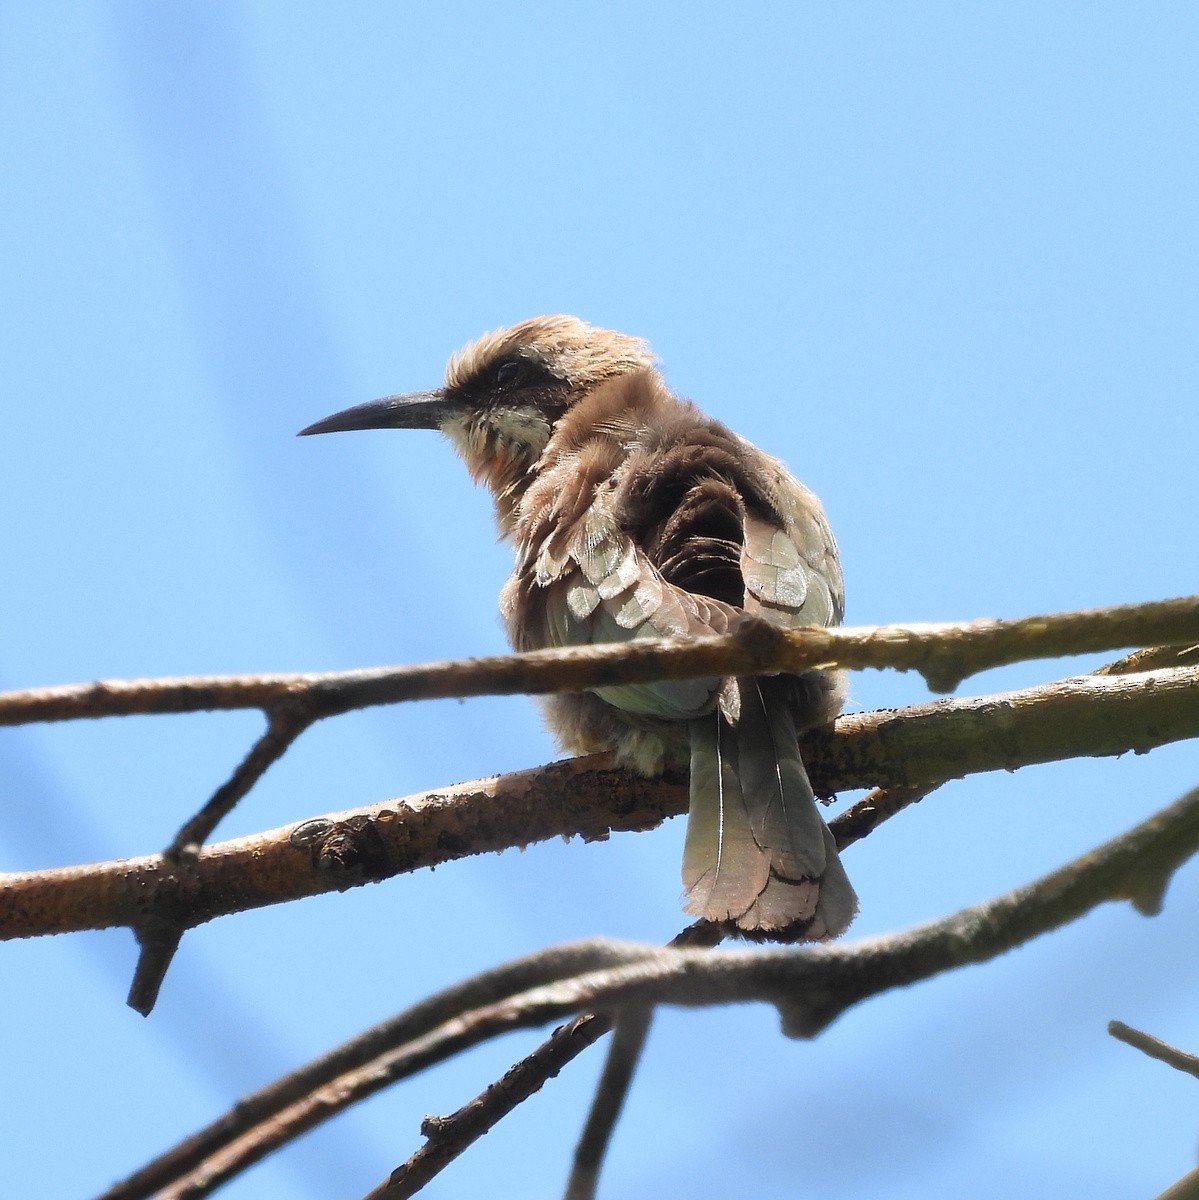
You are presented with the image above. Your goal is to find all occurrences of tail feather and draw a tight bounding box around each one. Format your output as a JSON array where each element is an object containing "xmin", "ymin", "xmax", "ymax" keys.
[
  {"xmin": 805, "ymin": 825, "xmax": 859, "ymax": 940},
  {"xmin": 681, "ymin": 678, "xmax": 858, "ymax": 938},
  {"xmin": 681, "ymin": 714, "xmax": 769, "ymax": 921},
  {"xmin": 737, "ymin": 679, "xmax": 826, "ymax": 880}
]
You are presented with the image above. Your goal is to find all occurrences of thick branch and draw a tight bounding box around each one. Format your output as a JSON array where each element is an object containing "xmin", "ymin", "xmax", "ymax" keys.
[
  {"xmin": 3, "ymin": 597, "xmax": 1197, "ymax": 733},
  {"xmin": 383, "ymin": 778, "xmax": 1199, "ymax": 1049},
  {"xmin": 5, "ymin": 666, "xmax": 1198, "ymax": 943}
]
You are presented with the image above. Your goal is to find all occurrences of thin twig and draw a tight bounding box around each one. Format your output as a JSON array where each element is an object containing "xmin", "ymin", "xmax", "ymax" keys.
[
  {"xmin": 120, "ymin": 706, "xmax": 316, "ymax": 1014},
  {"xmin": 97, "ymin": 940, "xmax": 652, "ymax": 1200},
  {"xmin": 825, "ymin": 781, "xmax": 945, "ymax": 849},
  {"xmin": 6, "ymin": 665, "xmax": 1198, "ymax": 944},
  {"xmin": 1093, "ymin": 643, "xmax": 1199, "ymax": 677},
  {"xmin": 1108, "ymin": 1021, "xmax": 1199, "ymax": 1081},
  {"xmin": 165, "ymin": 704, "xmax": 315, "ymax": 858},
  {"xmin": 363, "ymin": 1016, "xmax": 612, "ymax": 1200},
  {"xmin": 126, "ymin": 922, "xmax": 184, "ymax": 1018},
  {"xmin": 3, "ymin": 597, "xmax": 1198, "ymax": 732},
  {"xmin": 368, "ymin": 924, "xmax": 724, "ymax": 1200},
  {"xmin": 564, "ymin": 1006, "xmax": 654, "ymax": 1200}
]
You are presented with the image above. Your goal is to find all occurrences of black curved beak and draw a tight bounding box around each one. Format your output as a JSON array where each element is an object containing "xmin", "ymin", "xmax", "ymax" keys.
[{"xmin": 298, "ymin": 390, "xmax": 468, "ymax": 437}]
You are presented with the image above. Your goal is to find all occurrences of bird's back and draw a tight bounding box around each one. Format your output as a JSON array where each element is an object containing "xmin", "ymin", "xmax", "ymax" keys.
[{"xmin": 503, "ymin": 366, "xmax": 843, "ymax": 657}]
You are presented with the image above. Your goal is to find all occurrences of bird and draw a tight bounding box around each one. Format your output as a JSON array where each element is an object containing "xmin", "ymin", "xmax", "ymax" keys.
[{"xmin": 299, "ymin": 316, "xmax": 857, "ymax": 939}]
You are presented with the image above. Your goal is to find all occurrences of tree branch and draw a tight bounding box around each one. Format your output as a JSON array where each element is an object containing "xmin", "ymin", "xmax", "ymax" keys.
[
  {"xmin": 1154, "ymin": 1165, "xmax": 1199, "ymax": 1200},
  {"xmin": 124, "ymin": 705, "xmax": 318, "ymax": 1015},
  {"xmin": 361, "ymin": 1016, "xmax": 612, "ymax": 1200},
  {"xmin": 8, "ymin": 599, "xmax": 1191, "ymax": 1012},
  {"xmin": 5, "ymin": 665, "xmax": 1197, "ymax": 944},
  {"xmin": 563, "ymin": 1006, "xmax": 653, "ymax": 1200},
  {"xmin": 90, "ymin": 769, "xmax": 1199, "ymax": 1200},
  {"xmin": 3, "ymin": 596, "xmax": 1197, "ymax": 734},
  {"xmin": 1108, "ymin": 1021, "xmax": 1199, "ymax": 1082},
  {"xmin": 374, "ymin": 924, "xmax": 722, "ymax": 1200},
  {"xmin": 95, "ymin": 940, "xmax": 654, "ymax": 1200},
  {"xmin": 358, "ymin": 780, "xmax": 1199, "ymax": 1197}
]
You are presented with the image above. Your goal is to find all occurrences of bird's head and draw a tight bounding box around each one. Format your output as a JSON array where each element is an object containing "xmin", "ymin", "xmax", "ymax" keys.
[{"xmin": 299, "ymin": 315, "xmax": 656, "ymax": 502}]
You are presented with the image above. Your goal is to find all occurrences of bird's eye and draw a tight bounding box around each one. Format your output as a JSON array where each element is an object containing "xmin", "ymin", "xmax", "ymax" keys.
[{"xmin": 494, "ymin": 360, "xmax": 523, "ymax": 389}]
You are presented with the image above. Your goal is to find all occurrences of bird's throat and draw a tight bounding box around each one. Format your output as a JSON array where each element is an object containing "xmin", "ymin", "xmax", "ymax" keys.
[{"xmin": 443, "ymin": 413, "xmax": 548, "ymax": 537}]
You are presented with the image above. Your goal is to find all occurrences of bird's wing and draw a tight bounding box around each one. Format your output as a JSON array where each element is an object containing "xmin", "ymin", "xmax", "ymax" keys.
[
  {"xmin": 740, "ymin": 465, "xmax": 844, "ymax": 629},
  {"xmin": 521, "ymin": 488, "xmax": 733, "ymax": 720},
  {"xmin": 505, "ymin": 433, "xmax": 857, "ymax": 937},
  {"xmin": 506, "ymin": 444, "xmax": 843, "ymax": 714}
]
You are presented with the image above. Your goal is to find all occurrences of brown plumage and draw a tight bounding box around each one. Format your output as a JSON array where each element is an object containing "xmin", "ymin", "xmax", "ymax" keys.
[{"xmin": 300, "ymin": 315, "xmax": 857, "ymax": 939}]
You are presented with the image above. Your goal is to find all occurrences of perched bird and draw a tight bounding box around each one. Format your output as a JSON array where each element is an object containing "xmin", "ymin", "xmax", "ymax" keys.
[{"xmin": 300, "ymin": 316, "xmax": 857, "ymax": 938}]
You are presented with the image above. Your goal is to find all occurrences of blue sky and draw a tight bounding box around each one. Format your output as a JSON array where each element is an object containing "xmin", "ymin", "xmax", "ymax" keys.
[{"xmin": 2, "ymin": 4, "xmax": 1198, "ymax": 1198}]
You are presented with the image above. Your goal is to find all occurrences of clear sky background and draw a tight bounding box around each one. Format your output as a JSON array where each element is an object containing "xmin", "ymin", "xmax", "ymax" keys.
[{"xmin": 2, "ymin": 4, "xmax": 1198, "ymax": 1198}]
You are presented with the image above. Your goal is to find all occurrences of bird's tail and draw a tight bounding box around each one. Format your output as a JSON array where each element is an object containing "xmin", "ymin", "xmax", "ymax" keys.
[{"xmin": 681, "ymin": 677, "xmax": 858, "ymax": 938}]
